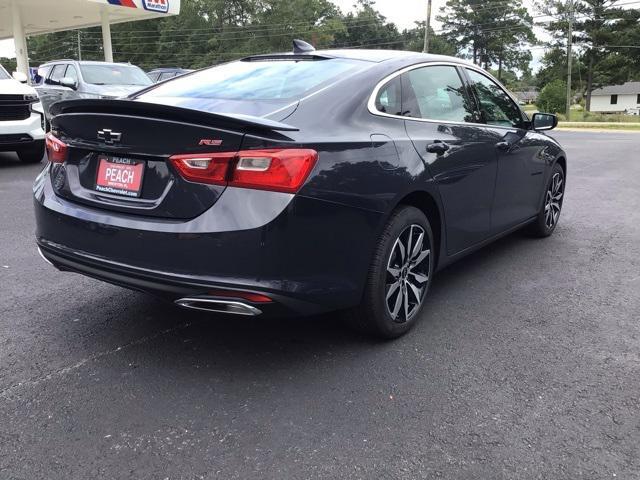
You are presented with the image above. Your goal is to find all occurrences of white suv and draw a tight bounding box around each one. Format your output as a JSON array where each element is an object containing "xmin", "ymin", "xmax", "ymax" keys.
[{"xmin": 0, "ymin": 65, "xmax": 45, "ymax": 163}]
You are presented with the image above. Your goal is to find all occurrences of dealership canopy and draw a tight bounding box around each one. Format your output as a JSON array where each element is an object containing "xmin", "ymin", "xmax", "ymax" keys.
[{"xmin": 0, "ymin": 0, "xmax": 180, "ymax": 78}]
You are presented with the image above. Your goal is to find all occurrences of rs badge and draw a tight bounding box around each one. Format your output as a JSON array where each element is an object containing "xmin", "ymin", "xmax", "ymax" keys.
[{"xmin": 198, "ymin": 139, "xmax": 223, "ymax": 146}]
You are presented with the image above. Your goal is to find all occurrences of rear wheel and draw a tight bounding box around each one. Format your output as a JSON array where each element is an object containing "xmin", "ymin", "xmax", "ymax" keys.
[
  {"xmin": 527, "ymin": 162, "xmax": 565, "ymax": 237},
  {"xmin": 17, "ymin": 141, "xmax": 45, "ymax": 164},
  {"xmin": 348, "ymin": 206, "xmax": 434, "ymax": 339}
]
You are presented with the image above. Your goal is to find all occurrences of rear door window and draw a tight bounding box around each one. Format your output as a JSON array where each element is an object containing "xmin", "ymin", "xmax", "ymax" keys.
[{"xmin": 401, "ymin": 65, "xmax": 475, "ymax": 123}]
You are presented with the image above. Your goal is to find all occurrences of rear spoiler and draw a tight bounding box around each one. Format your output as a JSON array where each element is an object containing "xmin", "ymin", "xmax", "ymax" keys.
[{"xmin": 49, "ymin": 99, "xmax": 299, "ymax": 132}]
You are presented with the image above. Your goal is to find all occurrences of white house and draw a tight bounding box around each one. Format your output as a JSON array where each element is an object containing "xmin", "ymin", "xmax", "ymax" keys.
[{"xmin": 590, "ymin": 81, "xmax": 640, "ymax": 114}]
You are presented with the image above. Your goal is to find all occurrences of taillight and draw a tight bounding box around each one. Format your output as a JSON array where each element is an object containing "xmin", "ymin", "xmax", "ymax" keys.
[
  {"xmin": 169, "ymin": 149, "xmax": 318, "ymax": 193},
  {"xmin": 45, "ymin": 132, "xmax": 68, "ymax": 164},
  {"xmin": 232, "ymin": 149, "xmax": 318, "ymax": 193},
  {"xmin": 169, "ymin": 153, "xmax": 234, "ymax": 185}
]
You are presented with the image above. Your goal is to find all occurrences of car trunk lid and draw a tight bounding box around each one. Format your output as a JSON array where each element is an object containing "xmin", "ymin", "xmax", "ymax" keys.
[{"xmin": 48, "ymin": 99, "xmax": 297, "ymax": 219}]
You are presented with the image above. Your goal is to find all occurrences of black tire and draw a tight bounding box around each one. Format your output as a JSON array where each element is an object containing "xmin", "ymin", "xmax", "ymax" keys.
[
  {"xmin": 17, "ymin": 140, "xmax": 45, "ymax": 164},
  {"xmin": 526, "ymin": 162, "xmax": 565, "ymax": 237},
  {"xmin": 347, "ymin": 205, "xmax": 434, "ymax": 339}
]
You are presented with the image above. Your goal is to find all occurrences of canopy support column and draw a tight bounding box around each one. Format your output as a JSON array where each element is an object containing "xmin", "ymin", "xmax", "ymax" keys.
[
  {"xmin": 100, "ymin": 9, "xmax": 113, "ymax": 63},
  {"xmin": 11, "ymin": 0, "xmax": 29, "ymax": 79}
]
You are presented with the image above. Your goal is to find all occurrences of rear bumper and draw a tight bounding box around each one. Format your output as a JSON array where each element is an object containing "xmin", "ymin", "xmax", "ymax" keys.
[
  {"xmin": 34, "ymin": 165, "xmax": 383, "ymax": 316},
  {"xmin": 37, "ymin": 239, "xmax": 316, "ymax": 317}
]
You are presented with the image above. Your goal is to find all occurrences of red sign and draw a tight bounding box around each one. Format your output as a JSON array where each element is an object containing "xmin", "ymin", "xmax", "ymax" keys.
[{"xmin": 95, "ymin": 156, "xmax": 145, "ymax": 197}]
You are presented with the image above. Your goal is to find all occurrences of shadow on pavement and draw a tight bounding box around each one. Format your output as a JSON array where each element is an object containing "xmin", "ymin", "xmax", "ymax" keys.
[
  {"xmin": 41, "ymin": 227, "xmax": 541, "ymax": 373},
  {"xmin": 0, "ymin": 152, "xmax": 45, "ymax": 169}
]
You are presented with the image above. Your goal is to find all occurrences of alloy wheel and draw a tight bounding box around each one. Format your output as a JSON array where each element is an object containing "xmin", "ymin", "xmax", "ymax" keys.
[
  {"xmin": 544, "ymin": 172, "xmax": 564, "ymax": 230},
  {"xmin": 385, "ymin": 224, "xmax": 431, "ymax": 323}
]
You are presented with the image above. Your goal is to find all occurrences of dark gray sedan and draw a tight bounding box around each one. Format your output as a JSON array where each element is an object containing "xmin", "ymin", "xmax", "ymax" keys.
[{"xmin": 35, "ymin": 45, "xmax": 566, "ymax": 339}]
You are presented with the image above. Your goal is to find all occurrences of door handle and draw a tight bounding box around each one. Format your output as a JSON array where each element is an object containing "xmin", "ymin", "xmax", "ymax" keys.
[
  {"xmin": 426, "ymin": 141, "xmax": 450, "ymax": 154},
  {"xmin": 495, "ymin": 141, "xmax": 511, "ymax": 151}
]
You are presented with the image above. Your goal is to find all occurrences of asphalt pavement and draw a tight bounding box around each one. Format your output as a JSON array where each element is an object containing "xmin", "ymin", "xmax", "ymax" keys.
[{"xmin": 1, "ymin": 131, "xmax": 639, "ymax": 479}]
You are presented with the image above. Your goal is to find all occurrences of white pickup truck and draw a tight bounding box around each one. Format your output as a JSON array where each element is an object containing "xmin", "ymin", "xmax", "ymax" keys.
[{"xmin": 0, "ymin": 65, "xmax": 45, "ymax": 163}]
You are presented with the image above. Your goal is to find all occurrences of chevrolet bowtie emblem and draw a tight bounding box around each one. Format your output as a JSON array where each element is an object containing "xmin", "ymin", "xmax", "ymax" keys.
[{"xmin": 97, "ymin": 129, "xmax": 122, "ymax": 145}]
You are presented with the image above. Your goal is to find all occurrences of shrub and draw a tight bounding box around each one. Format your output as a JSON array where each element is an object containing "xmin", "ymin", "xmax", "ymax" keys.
[{"xmin": 538, "ymin": 80, "xmax": 567, "ymax": 114}]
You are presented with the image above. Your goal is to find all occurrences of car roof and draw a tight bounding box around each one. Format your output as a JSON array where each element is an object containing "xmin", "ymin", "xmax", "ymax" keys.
[
  {"xmin": 243, "ymin": 49, "xmax": 475, "ymax": 66},
  {"xmin": 39, "ymin": 60, "xmax": 135, "ymax": 67},
  {"xmin": 319, "ymin": 49, "xmax": 462, "ymax": 63},
  {"xmin": 148, "ymin": 67, "xmax": 189, "ymax": 72}
]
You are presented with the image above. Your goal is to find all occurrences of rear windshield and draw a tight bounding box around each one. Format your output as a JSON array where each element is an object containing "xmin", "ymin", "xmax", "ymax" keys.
[
  {"xmin": 138, "ymin": 58, "xmax": 367, "ymax": 102},
  {"xmin": 80, "ymin": 64, "xmax": 152, "ymax": 86}
]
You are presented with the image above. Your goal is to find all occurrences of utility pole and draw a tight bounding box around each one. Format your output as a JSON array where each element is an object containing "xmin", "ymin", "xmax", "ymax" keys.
[
  {"xmin": 566, "ymin": 0, "xmax": 573, "ymax": 119},
  {"xmin": 423, "ymin": 0, "xmax": 432, "ymax": 53},
  {"xmin": 77, "ymin": 30, "xmax": 82, "ymax": 61}
]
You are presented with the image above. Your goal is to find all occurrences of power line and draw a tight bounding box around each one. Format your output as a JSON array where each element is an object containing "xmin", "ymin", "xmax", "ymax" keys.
[
  {"xmin": 27, "ymin": 0, "xmax": 640, "ymax": 66},
  {"xmin": 74, "ymin": 16, "xmax": 383, "ymax": 36}
]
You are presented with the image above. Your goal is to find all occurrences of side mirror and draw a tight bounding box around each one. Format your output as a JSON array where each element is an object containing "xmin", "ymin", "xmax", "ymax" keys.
[
  {"xmin": 532, "ymin": 112, "xmax": 558, "ymax": 131},
  {"xmin": 12, "ymin": 71, "xmax": 28, "ymax": 83},
  {"xmin": 59, "ymin": 77, "xmax": 77, "ymax": 89}
]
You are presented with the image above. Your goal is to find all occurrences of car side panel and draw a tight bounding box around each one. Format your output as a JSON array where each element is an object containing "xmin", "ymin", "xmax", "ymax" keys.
[
  {"xmin": 404, "ymin": 120, "xmax": 498, "ymax": 255},
  {"xmin": 488, "ymin": 128, "xmax": 550, "ymax": 233}
]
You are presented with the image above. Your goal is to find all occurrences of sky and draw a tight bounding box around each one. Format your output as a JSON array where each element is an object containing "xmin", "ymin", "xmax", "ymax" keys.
[{"xmin": 0, "ymin": 0, "xmax": 545, "ymax": 68}]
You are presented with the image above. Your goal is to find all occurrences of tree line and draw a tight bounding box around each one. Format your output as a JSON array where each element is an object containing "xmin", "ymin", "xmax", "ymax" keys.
[{"xmin": 1, "ymin": 0, "xmax": 638, "ymax": 112}]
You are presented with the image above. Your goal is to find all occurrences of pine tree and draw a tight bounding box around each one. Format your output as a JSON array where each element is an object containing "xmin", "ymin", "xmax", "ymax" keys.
[
  {"xmin": 437, "ymin": 0, "xmax": 535, "ymax": 80},
  {"xmin": 538, "ymin": 0, "xmax": 640, "ymax": 111}
]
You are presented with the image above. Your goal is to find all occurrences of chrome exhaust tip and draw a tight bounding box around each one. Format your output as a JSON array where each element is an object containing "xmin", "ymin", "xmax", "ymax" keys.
[{"xmin": 175, "ymin": 297, "xmax": 262, "ymax": 316}]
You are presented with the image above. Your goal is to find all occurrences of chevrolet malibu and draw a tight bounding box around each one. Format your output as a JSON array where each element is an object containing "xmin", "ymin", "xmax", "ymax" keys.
[{"xmin": 34, "ymin": 44, "xmax": 566, "ymax": 338}]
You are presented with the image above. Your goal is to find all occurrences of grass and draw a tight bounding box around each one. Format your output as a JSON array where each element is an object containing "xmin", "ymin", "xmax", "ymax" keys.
[
  {"xmin": 523, "ymin": 104, "xmax": 640, "ymax": 127},
  {"xmin": 557, "ymin": 121, "xmax": 640, "ymax": 131},
  {"xmin": 557, "ymin": 110, "xmax": 640, "ymax": 123}
]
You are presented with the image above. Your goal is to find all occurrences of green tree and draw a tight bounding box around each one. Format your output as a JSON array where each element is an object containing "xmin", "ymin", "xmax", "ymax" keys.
[
  {"xmin": 0, "ymin": 57, "xmax": 17, "ymax": 74},
  {"xmin": 20, "ymin": 0, "xmax": 498, "ymax": 72},
  {"xmin": 538, "ymin": 79, "xmax": 567, "ymax": 114},
  {"xmin": 538, "ymin": 0, "xmax": 640, "ymax": 111},
  {"xmin": 535, "ymin": 47, "xmax": 586, "ymax": 92},
  {"xmin": 399, "ymin": 23, "xmax": 456, "ymax": 56},
  {"xmin": 332, "ymin": 0, "xmax": 399, "ymax": 49},
  {"xmin": 437, "ymin": 0, "xmax": 535, "ymax": 80},
  {"xmin": 251, "ymin": 0, "xmax": 344, "ymax": 53}
]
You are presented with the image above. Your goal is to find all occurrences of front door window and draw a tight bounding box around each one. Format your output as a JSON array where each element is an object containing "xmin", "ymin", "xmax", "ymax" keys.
[{"xmin": 466, "ymin": 69, "xmax": 525, "ymax": 129}]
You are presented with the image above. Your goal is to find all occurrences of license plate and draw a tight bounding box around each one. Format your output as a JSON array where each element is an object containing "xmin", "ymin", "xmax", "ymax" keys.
[{"xmin": 95, "ymin": 155, "xmax": 145, "ymax": 198}]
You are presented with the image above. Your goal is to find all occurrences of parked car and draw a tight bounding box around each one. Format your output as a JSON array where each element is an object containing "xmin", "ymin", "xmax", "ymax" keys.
[
  {"xmin": 35, "ymin": 43, "xmax": 566, "ymax": 338},
  {"xmin": 147, "ymin": 67, "xmax": 193, "ymax": 83},
  {"xmin": 35, "ymin": 60, "xmax": 152, "ymax": 121},
  {"xmin": 0, "ymin": 65, "xmax": 45, "ymax": 163}
]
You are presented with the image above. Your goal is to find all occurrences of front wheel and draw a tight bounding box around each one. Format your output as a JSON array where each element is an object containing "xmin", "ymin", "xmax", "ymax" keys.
[
  {"xmin": 527, "ymin": 162, "xmax": 565, "ymax": 237},
  {"xmin": 347, "ymin": 206, "xmax": 434, "ymax": 339},
  {"xmin": 17, "ymin": 141, "xmax": 45, "ymax": 164}
]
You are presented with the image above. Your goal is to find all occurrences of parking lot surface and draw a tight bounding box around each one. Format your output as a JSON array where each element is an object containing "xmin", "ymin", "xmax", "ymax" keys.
[{"xmin": 1, "ymin": 131, "xmax": 639, "ymax": 479}]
